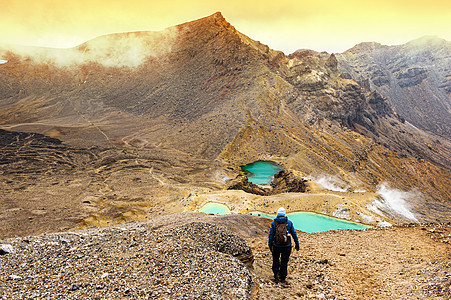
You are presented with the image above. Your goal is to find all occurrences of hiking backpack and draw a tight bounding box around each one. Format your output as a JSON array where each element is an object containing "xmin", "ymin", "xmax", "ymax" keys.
[{"xmin": 274, "ymin": 222, "xmax": 290, "ymax": 246}]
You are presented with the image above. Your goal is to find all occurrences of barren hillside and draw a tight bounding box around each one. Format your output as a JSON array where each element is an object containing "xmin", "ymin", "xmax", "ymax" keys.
[{"xmin": 0, "ymin": 12, "xmax": 450, "ymax": 246}]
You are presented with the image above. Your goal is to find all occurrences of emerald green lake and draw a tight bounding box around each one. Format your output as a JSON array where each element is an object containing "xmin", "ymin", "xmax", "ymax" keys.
[
  {"xmin": 199, "ymin": 203, "xmax": 231, "ymax": 215},
  {"xmin": 241, "ymin": 161, "xmax": 282, "ymax": 184},
  {"xmin": 199, "ymin": 202, "xmax": 371, "ymax": 233},
  {"xmin": 250, "ymin": 211, "xmax": 371, "ymax": 233}
]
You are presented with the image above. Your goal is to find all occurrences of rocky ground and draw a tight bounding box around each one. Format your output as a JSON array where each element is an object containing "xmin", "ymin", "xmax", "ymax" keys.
[
  {"xmin": 0, "ymin": 128, "xmax": 420, "ymax": 240},
  {"xmin": 0, "ymin": 214, "xmax": 257, "ymax": 299},
  {"xmin": 1, "ymin": 213, "xmax": 449, "ymax": 299},
  {"xmin": 250, "ymin": 223, "xmax": 450, "ymax": 299},
  {"xmin": 227, "ymin": 170, "xmax": 307, "ymax": 196}
]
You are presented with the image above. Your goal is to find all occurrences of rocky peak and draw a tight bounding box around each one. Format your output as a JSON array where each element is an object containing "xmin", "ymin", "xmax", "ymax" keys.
[
  {"xmin": 345, "ymin": 41, "xmax": 386, "ymax": 54},
  {"xmin": 405, "ymin": 35, "xmax": 449, "ymax": 48},
  {"xmin": 325, "ymin": 53, "xmax": 338, "ymax": 73},
  {"xmin": 176, "ymin": 11, "xmax": 236, "ymax": 33},
  {"xmin": 210, "ymin": 11, "xmax": 235, "ymax": 30}
]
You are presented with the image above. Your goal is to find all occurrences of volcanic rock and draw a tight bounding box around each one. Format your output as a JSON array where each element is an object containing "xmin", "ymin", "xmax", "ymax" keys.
[
  {"xmin": 227, "ymin": 175, "xmax": 269, "ymax": 196},
  {"xmin": 0, "ymin": 216, "xmax": 257, "ymax": 299},
  {"xmin": 336, "ymin": 36, "xmax": 451, "ymax": 138},
  {"xmin": 0, "ymin": 244, "xmax": 14, "ymax": 255},
  {"xmin": 270, "ymin": 170, "xmax": 307, "ymax": 194},
  {"xmin": 227, "ymin": 170, "xmax": 306, "ymax": 195}
]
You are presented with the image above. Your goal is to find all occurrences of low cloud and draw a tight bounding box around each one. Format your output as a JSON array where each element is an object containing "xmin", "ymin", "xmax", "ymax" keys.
[{"xmin": 0, "ymin": 27, "xmax": 178, "ymax": 68}]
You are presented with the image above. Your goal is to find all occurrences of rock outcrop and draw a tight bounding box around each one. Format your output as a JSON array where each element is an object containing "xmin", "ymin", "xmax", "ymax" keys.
[
  {"xmin": 227, "ymin": 175, "xmax": 269, "ymax": 196},
  {"xmin": 270, "ymin": 170, "xmax": 307, "ymax": 194},
  {"xmin": 336, "ymin": 36, "xmax": 451, "ymax": 138},
  {"xmin": 227, "ymin": 170, "xmax": 307, "ymax": 195}
]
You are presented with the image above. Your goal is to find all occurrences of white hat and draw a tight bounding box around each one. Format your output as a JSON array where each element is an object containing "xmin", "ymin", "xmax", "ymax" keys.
[{"xmin": 277, "ymin": 207, "xmax": 286, "ymax": 216}]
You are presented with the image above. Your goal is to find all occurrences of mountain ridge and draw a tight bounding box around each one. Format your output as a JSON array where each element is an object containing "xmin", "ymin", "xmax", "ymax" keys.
[{"xmin": 336, "ymin": 36, "xmax": 451, "ymax": 138}]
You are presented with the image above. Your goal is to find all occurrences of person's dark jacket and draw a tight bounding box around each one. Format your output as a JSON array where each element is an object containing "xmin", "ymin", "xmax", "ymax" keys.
[{"xmin": 268, "ymin": 215, "xmax": 299, "ymax": 249}]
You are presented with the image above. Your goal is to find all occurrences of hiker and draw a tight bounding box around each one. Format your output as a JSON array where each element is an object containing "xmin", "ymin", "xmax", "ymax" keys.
[{"xmin": 268, "ymin": 207, "xmax": 299, "ymax": 283}]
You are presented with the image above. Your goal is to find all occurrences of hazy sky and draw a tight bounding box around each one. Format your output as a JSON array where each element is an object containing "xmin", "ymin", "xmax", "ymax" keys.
[{"xmin": 1, "ymin": 0, "xmax": 450, "ymax": 54}]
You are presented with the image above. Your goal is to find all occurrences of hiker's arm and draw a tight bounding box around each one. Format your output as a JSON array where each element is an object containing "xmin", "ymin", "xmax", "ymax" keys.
[
  {"xmin": 290, "ymin": 223, "xmax": 300, "ymax": 249},
  {"xmin": 268, "ymin": 222, "xmax": 275, "ymax": 248}
]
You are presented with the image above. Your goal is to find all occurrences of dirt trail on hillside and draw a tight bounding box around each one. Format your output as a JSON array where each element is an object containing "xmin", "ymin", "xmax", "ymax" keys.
[{"xmin": 247, "ymin": 225, "xmax": 450, "ymax": 299}]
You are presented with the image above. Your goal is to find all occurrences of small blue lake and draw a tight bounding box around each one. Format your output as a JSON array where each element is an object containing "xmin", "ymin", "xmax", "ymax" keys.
[
  {"xmin": 250, "ymin": 211, "xmax": 371, "ymax": 233},
  {"xmin": 199, "ymin": 202, "xmax": 371, "ymax": 233},
  {"xmin": 241, "ymin": 161, "xmax": 282, "ymax": 185},
  {"xmin": 199, "ymin": 203, "xmax": 231, "ymax": 215}
]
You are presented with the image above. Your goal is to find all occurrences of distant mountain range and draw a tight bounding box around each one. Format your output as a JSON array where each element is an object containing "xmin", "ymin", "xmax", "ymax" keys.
[
  {"xmin": 336, "ymin": 36, "xmax": 451, "ymax": 138},
  {"xmin": 0, "ymin": 12, "xmax": 449, "ymax": 222}
]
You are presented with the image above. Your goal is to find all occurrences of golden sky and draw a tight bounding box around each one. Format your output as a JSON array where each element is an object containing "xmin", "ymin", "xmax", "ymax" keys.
[{"xmin": 1, "ymin": 0, "xmax": 450, "ymax": 53}]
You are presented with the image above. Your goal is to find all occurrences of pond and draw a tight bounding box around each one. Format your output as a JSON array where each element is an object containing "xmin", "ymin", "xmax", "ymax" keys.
[
  {"xmin": 199, "ymin": 203, "xmax": 231, "ymax": 215},
  {"xmin": 250, "ymin": 211, "xmax": 371, "ymax": 233},
  {"xmin": 199, "ymin": 203, "xmax": 371, "ymax": 233},
  {"xmin": 241, "ymin": 161, "xmax": 282, "ymax": 185}
]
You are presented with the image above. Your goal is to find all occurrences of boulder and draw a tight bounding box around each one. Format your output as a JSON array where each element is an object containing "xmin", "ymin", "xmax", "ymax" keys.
[
  {"xmin": 227, "ymin": 175, "xmax": 269, "ymax": 196},
  {"xmin": 0, "ymin": 244, "xmax": 14, "ymax": 255},
  {"xmin": 271, "ymin": 170, "xmax": 307, "ymax": 193}
]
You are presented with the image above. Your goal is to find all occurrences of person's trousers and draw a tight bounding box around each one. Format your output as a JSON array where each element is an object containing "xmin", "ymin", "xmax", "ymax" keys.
[{"xmin": 272, "ymin": 246, "xmax": 291, "ymax": 280}]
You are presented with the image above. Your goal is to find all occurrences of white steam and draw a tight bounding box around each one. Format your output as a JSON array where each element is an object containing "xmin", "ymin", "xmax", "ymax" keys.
[
  {"xmin": 373, "ymin": 183, "xmax": 418, "ymax": 222},
  {"xmin": 0, "ymin": 28, "xmax": 178, "ymax": 68},
  {"xmin": 307, "ymin": 174, "xmax": 349, "ymax": 192},
  {"xmin": 377, "ymin": 221, "xmax": 393, "ymax": 227}
]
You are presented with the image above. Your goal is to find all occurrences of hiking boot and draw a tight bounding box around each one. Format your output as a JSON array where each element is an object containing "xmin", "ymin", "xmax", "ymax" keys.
[{"xmin": 273, "ymin": 273, "xmax": 279, "ymax": 283}]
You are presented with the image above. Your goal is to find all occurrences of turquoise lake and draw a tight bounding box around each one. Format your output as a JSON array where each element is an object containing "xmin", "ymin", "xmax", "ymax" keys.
[
  {"xmin": 241, "ymin": 161, "xmax": 282, "ymax": 184},
  {"xmin": 199, "ymin": 202, "xmax": 371, "ymax": 233},
  {"xmin": 250, "ymin": 211, "xmax": 371, "ymax": 233},
  {"xmin": 199, "ymin": 203, "xmax": 231, "ymax": 215}
]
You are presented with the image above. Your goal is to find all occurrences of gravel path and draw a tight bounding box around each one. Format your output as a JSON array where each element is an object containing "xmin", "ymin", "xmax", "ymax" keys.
[{"xmin": 249, "ymin": 223, "xmax": 451, "ymax": 299}]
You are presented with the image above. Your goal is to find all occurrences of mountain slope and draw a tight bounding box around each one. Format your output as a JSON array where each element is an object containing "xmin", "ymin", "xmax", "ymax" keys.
[
  {"xmin": 336, "ymin": 36, "xmax": 451, "ymax": 138},
  {"xmin": 0, "ymin": 13, "xmax": 450, "ymax": 228}
]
